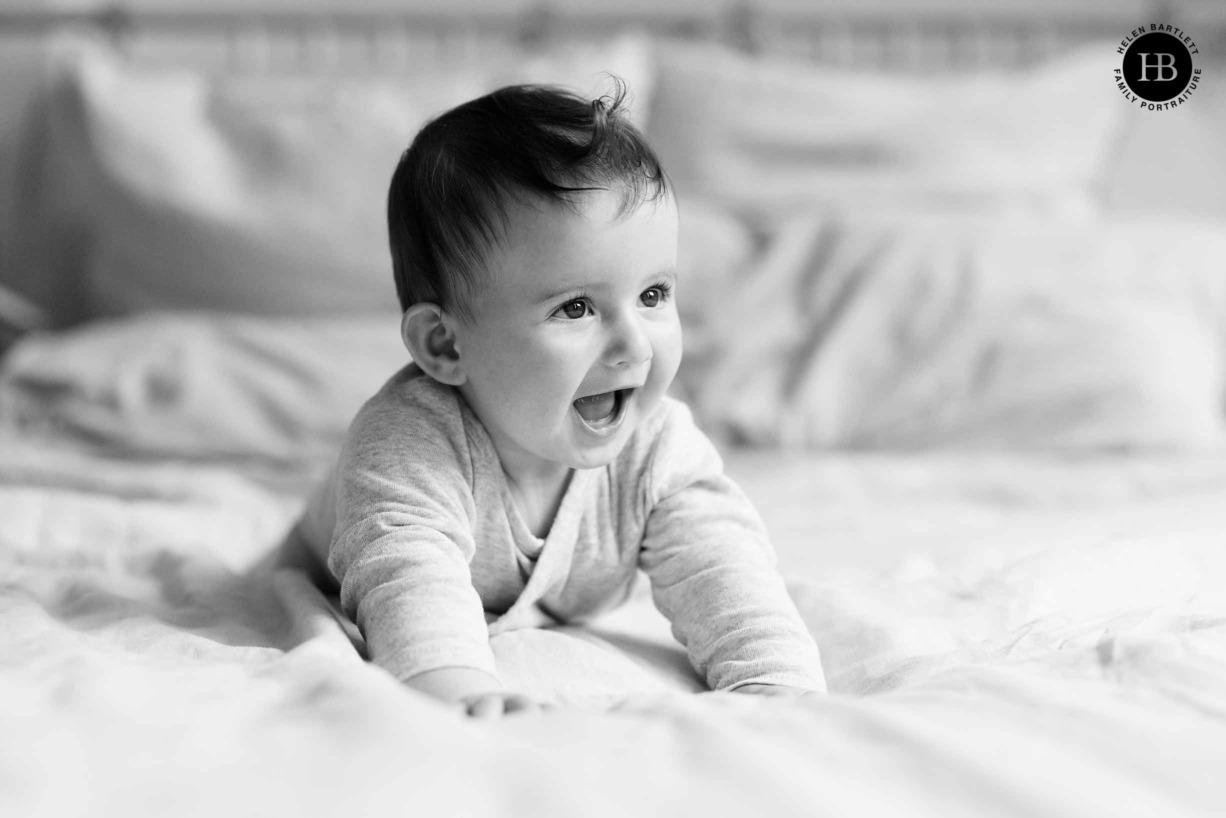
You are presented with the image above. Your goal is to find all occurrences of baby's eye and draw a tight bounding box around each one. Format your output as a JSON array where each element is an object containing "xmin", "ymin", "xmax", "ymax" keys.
[
  {"xmin": 555, "ymin": 299, "xmax": 591, "ymax": 320},
  {"xmin": 640, "ymin": 286, "xmax": 668, "ymax": 308}
]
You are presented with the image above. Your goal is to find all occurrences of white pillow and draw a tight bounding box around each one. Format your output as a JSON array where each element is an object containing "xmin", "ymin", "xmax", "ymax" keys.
[
  {"xmin": 648, "ymin": 41, "xmax": 1124, "ymax": 218},
  {"xmin": 674, "ymin": 197, "xmax": 756, "ymax": 374},
  {"xmin": 6, "ymin": 36, "xmax": 654, "ymax": 326},
  {"xmin": 683, "ymin": 211, "xmax": 1226, "ymax": 450},
  {"xmin": 0, "ymin": 312, "xmax": 407, "ymax": 465}
]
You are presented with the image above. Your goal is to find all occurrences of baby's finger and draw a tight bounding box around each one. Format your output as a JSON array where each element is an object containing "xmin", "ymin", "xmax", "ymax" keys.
[{"xmin": 467, "ymin": 695, "xmax": 506, "ymax": 719}]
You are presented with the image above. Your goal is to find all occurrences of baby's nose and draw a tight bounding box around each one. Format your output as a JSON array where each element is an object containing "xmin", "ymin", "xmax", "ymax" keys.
[{"xmin": 606, "ymin": 315, "xmax": 652, "ymax": 367}]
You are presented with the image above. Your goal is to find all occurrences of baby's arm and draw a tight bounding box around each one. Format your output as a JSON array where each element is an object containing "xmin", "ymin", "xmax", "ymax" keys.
[
  {"xmin": 639, "ymin": 478, "xmax": 826, "ymax": 694},
  {"xmin": 326, "ymin": 380, "xmax": 543, "ymax": 715},
  {"xmin": 637, "ymin": 407, "xmax": 826, "ymax": 694}
]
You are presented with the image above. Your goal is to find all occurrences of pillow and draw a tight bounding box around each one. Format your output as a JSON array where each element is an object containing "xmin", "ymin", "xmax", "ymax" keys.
[
  {"xmin": 680, "ymin": 211, "xmax": 1226, "ymax": 450},
  {"xmin": 648, "ymin": 41, "xmax": 1124, "ymax": 219},
  {"xmin": 673, "ymin": 196, "xmax": 756, "ymax": 373},
  {"xmin": 0, "ymin": 312, "xmax": 408, "ymax": 465},
  {"xmin": 4, "ymin": 35, "xmax": 654, "ymax": 327},
  {"xmin": 0, "ymin": 41, "xmax": 63, "ymax": 330},
  {"xmin": 1102, "ymin": 61, "xmax": 1226, "ymax": 219}
]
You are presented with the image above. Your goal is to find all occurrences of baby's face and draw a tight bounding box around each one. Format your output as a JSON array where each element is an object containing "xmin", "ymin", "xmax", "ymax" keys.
[{"xmin": 452, "ymin": 189, "xmax": 681, "ymax": 478}]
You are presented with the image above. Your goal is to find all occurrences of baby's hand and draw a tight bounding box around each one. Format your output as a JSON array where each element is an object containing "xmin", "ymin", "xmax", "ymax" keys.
[
  {"xmin": 460, "ymin": 691, "xmax": 549, "ymax": 719},
  {"xmin": 730, "ymin": 684, "xmax": 821, "ymax": 699},
  {"xmin": 407, "ymin": 667, "xmax": 549, "ymax": 719}
]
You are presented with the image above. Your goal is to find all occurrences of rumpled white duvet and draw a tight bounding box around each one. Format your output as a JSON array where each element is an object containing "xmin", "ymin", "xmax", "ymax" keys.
[
  {"xmin": 4, "ymin": 436, "xmax": 1226, "ymax": 817},
  {"xmin": 2, "ymin": 276, "xmax": 1226, "ymax": 816}
]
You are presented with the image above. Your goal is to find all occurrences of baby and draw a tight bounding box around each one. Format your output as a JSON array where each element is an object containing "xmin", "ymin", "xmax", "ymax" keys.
[{"xmin": 286, "ymin": 81, "xmax": 825, "ymax": 717}]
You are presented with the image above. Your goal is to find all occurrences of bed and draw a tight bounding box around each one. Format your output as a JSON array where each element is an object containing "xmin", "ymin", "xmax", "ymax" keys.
[{"xmin": 2, "ymin": 2, "xmax": 1226, "ymax": 816}]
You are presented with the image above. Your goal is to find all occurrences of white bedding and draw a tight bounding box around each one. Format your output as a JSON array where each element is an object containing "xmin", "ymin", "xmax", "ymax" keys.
[{"xmin": 3, "ymin": 430, "xmax": 1226, "ymax": 817}]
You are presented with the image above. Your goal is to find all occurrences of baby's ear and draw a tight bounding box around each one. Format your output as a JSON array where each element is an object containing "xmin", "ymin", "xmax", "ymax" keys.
[{"xmin": 401, "ymin": 304, "xmax": 466, "ymax": 386}]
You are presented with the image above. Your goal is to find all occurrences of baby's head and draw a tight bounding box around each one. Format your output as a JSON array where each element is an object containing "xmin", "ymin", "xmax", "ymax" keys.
[{"xmin": 389, "ymin": 82, "xmax": 681, "ymax": 476}]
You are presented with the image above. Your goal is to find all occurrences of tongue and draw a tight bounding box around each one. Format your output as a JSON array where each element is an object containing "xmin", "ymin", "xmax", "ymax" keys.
[{"xmin": 574, "ymin": 391, "xmax": 616, "ymax": 422}]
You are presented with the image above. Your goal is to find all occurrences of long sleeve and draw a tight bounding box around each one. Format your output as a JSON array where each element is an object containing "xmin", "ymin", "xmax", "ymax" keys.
[
  {"xmin": 328, "ymin": 371, "xmax": 498, "ymax": 683},
  {"xmin": 637, "ymin": 404, "xmax": 826, "ymax": 692}
]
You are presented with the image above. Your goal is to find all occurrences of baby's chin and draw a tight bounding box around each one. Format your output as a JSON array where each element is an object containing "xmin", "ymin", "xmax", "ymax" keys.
[{"xmin": 563, "ymin": 443, "xmax": 630, "ymax": 471}]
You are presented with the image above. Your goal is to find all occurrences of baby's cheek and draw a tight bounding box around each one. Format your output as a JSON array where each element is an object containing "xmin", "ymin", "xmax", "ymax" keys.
[{"xmin": 656, "ymin": 324, "xmax": 684, "ymax": 381}]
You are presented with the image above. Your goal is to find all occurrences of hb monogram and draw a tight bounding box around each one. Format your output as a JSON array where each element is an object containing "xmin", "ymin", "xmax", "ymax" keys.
[{"xmin": 1136, "ymin": 53, "xmax": 1178, "ymax": 82}]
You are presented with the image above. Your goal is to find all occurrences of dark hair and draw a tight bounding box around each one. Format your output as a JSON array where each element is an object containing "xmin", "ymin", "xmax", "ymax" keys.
[{"xmin": 387, "ymin": 79, "xmax": 668, "ymax": 321}]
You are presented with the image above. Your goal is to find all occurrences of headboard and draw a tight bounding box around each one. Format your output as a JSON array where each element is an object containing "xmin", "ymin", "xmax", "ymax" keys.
[{"xmin": 1, "ymin": 0, "xmax": 1221, "ymax": 75}]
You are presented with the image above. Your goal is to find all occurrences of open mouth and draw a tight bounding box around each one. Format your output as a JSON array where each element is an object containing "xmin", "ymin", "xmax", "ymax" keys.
[{"xmin": 572, "ymin": 388, "xmax": 632, "ymax": 432}]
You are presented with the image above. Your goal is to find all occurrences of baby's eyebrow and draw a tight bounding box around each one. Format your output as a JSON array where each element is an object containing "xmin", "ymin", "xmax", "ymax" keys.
[{"xmin": 534, "ymin": 283, "xmax": 592, "ymax": 306}]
